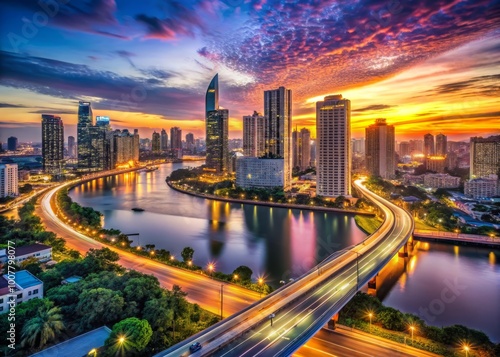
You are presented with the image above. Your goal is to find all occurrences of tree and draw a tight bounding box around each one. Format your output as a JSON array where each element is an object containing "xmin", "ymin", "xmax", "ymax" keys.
[
  {"xmin": 105, "ymin": 318, "xmax": 152, "ymax": 355},
  {"xmin": 232, "ymin": 266, "xmax": 253, "ymax": 282},
  {"xmin": 83, "ymin": 248, "xmax": 122, "ymax": 274},
  {"xmin": 181, "ymin": 247, "xmax": 195, "ymax": 263},
  {"xmin": 170, "ymin": 285, "xmax": 188, "ymax": 340},
  {"xmin": 21, "ymin": 303, "xmax": 65, "ymax": 349},
  {"xmin": 76, "ymin": 288, "xmax": 124, "ymax": 331}
]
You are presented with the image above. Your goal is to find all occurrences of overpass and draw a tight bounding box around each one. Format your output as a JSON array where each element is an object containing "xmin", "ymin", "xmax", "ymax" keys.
[{"xmin": 155, "ymin": 179, "xmax": 414, "ymax": 357}]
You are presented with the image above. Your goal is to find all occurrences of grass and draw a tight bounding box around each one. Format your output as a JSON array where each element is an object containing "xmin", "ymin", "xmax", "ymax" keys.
[
  {"xmin": 355, "ymin": 215, "xmax": 384, "ymax": 234},
  {"xmin": 414, "ymin": 219, "xmax": 440, "ymax": 232}
]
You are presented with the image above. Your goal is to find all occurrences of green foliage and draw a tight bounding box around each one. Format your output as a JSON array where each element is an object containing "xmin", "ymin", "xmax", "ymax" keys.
[
  {"xmin": 181, "ymin": 246, "xmax": 195, "ymax": 263},
  {"xmin": 105, "ymin": 317, "xmax": 153, "ymax": 354},
  {"xmin": 21, "ymin": 302, "xmax": 65, "ymax": 349},
  {"xmin": 57, "ymin": 188, "xmax": 102, "ymax": 228},
  {"xmin": 76, "ymin": 288, "xmax": 125, "ymax": 331},
  {"xmin": 19, "ymin": 183, "xmax": 33, "ymax": 194},
  {"xmin": 232, "ymin": 265, "xmax": 253, "ymax": 282}
]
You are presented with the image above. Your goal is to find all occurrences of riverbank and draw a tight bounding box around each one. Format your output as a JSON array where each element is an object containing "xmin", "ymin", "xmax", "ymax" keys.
[
  {"xmin": 354, "ymin": 215, "xmax": 384, "ymax": 234},
  {"xmin": 166, "ymin": 179, "xmax": 375, "ymax": 216}
]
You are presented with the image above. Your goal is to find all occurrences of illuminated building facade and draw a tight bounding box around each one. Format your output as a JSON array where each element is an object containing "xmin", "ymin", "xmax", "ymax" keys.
[{"xmin": 41, "ymin": 114, "xmax": 64, "ymax": 175}]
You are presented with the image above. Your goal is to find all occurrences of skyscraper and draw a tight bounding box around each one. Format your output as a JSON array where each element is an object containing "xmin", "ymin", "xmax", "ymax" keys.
[
  {"xmin": 243, "ymin": 111, "xmax": 265, "ymax": 157},
  {"xmin": 292, "ymin": 128, "xmax": 311, "ymax": 171},
  {"xmin": 365, "ymin": 118, "xmax": 396, "ymax": 179},
  {"xmin": 96, "ymin": 116, "xmax": 110, "ymax": 128},
  {"xmin": 424, "ymin": 133, "xmax": 435, "ymax": 157},
  {"xmin": 205, "ymin": 74, "xmax": 229, "ymax": 173},
  {"xmin": 77, "ymin": 101, "xmax": 93, "ymax": 171},
  {"xmin": 41, "ymin": 114, "xmax": 64, "ymax": 175},
  {"xmin": 470, "ymin": 135, "xmax": 500, "ymax": 179},
  {"xmin": 88, "ymin": 125, "xmax": 110, "ymax": 171},
  {"xmin": 160, "ymin": 129, "xmax": 168, "ymax": 151},
  {"xmin": 264, "ymin": 86, "xmax": 292, "ymax": 189},
  {"xmin": 7, "ymin": 137, "xmax": 17, "ymax": 151},
  {"xmin": 435, "ymin": 133, "xmax": 447, "ymax": 156},
  {"xmin": 68, "ymin": 136, "xmax": 76, "ymax": 158},
  {"xmin": 170, "ymin": 127, "xmax": 183, "ymax": 158},
  {"xmin": 152, "ymin": 131, "xmax": 160, "ymax": 153},
  {"xmin": 316, "ymin": 95, "xmax": 351, "ymax": 197},
  {"xmin": 399, "ymin": 141, "xmax": 410, "ymax": 157}
]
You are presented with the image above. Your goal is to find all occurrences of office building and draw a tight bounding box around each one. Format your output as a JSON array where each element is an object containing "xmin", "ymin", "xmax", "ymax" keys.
[
  {"xmin": 470, "ymin": 135, "xmax": 500, "ymax": 179},
  {"xmin": 316, "ymin": 95, "xmax": 351, "ymax": 197},
  {"xmin": 7, "ymin": 137, "xmax": 18, "ymax": 151},
  {"xmin": 186, "ymin": 133, "xmax": 195, "ymax": 153},
  {"xmin": 365, "ymin": 119, "xmax": 396, "ymax": 179},
  {"xmin": 41, "ymin": 114, "xmax": 64, "ymax": 175},
  {"xmin": 292, "ymin": 128, "xmax": 311, "ymax": 171},
  {"xmin": 435, "ymin": 133, "xmax": 447, "ymax": 156},
  {"xmin": 243, "ymin": 111, "xmax": 265, "ymax": 157},
  {"xmin": 263, "ymin": 86, "xmax": 292, "ymax": 189},
  {"xmin": 160, "ymin": 129, "xmax": 168, "ymax": 151},
  {"xmin": 205, "ymin": 74, "xmax": 229, "ymax": 173},
  {"xmin": 236, "ymin": 157, "xmax": 284, "ymax": 188},
  {"xmin": 88, "ymin": 125, "xmax": 110, "ymax": 171},
  {"xmin": 352, "ymin": 138, "xmax": 365, "ymax": 155},
  {"xmin": 111, "ymin": 129, "xmax": 139, "ymax": 167},
  {"xmin": 0, "ymin": 164, "xmax": 18, "ymax": 198},
  {"xmin": 170, "ymin": 127, "xmax": 183, "ymax": 158},
  {"xmin": 423, "ymin": 174, "xmax": 461, "ymax": 189},
  {"xmin": 152, "ymin": 131, "xmax": 160, "ymax": 153},
  {"xmin": 68, "ymin": 136, "xmax": 76, "ymax": 158},
  {"xmin": 77, "ymin": 101, "xmax": 94, "ymax": 171},
  {"xmin": 425, "ymin": 156, "xmax": 446, "ymax": 173},
  {"xmin": 424, "ymin": 133, "xmax": 435, "ymax": 157},
  {"xmin": 465, "ymin": 177, "xmax": 499, "ymax": 199}
]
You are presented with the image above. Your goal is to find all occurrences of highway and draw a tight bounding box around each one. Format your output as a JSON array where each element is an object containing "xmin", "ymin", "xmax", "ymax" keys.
[
  {"xmin": 156, "ymin": 178, "xmax": 414, "ymax": 357},
  {"xmin": 37, "ymin": 182, "xmax": 261, "ymax": 317}
]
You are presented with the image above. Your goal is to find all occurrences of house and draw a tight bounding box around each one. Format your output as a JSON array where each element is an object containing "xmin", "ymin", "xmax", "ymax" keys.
[
  {"xmin": 0, "ymin": 270, "xmax": 43, "ymax": 314},
  {"xmin": 0, "ymin": 243, "xmax": 52, "ymax": 264}
]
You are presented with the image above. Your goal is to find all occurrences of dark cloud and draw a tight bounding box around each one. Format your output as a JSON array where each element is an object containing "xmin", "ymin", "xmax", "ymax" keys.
[
  {"xmin": 422, "ymin": 74, "xmax": 500, "ymax": 98},
  {"xmin": 0, "ymin": 103, "xmax": 27, "ymax": 108},
  {"xmin": 29, "ymin": 109, "xmax": 76, "ymax": 115},
  {"xmin": 353, "ymin": 104, "xmax": 395, "ymax": 112},
  {"xmin": 0, "ymin": 50, "xmax": 203, "ymax": 120},
  {"xmin": 135, "ymin": 0, "xmax": 208, "ymax": 40},
  {"xmin": 3, "ymin": 0, "xmax": 127, "ymax": 40}
]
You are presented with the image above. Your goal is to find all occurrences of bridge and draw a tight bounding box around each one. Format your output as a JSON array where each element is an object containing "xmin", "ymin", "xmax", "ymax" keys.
[
  {"xmin": 413, "ymin": 230, "xmax": 500, "ymax": 247},
  {"xmin": 154, "ymin": 179, "xmax": 414, "ymax": 357}
]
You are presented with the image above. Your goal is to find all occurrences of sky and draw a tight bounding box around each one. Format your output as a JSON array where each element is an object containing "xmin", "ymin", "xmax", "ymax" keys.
[{"xmin": 0, "ymin": 0, "xmax": 499, "ymax": 143}]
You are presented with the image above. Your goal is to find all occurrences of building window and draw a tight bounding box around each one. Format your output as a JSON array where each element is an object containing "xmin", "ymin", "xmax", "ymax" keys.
[
  {"xmin": 33, "ymin": 289, "xmax": 39, "ymax": 294},
  {"xmin": 28, "ymin": 291, "xmax": 32, "ymax": 296},
  {"xmin": 0, "ymin": 307, "xmax": 3, "ymax": 312},
  {"xmin": 17, "ymin": 293, "xmax": 22, "ymax": 299},
  {"xmin": 0, "ymin": 298, "xmax": 3, "ymax": 304}
]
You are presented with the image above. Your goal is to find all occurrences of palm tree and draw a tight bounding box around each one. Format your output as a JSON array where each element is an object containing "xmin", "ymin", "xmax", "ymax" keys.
[{"xmin": 21, "ymin": 305, "xmax": 65, "ymax": 349}]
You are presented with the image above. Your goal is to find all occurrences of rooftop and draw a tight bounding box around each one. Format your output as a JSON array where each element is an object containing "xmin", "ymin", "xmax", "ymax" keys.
[
  {"xmin": 31, "ymin": 326, "xmax": 111, "ymax": 357},
  {"xmin": 15, "ymin": 243, "xmax": 52, "ymax": 257},
  {"xmin": 14, "ymin": 270, "xmax": 43, "ymax": 289}
]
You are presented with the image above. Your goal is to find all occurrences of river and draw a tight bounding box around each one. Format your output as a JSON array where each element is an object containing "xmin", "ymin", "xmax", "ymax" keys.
[{"xmin": 69, "ymin": 162, "xmax": 500, "ymax": 342}]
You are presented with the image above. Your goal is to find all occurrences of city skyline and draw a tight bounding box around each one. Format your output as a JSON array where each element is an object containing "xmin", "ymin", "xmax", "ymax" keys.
[{"xmin": 1, "ymin": 0, "xmax": 499, "ymax": 142}]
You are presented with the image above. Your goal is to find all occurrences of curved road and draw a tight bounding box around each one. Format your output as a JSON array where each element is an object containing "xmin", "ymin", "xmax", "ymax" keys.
[{"xmin": 36, "ymin": 182, "xmax": 261, "ymax": 316}]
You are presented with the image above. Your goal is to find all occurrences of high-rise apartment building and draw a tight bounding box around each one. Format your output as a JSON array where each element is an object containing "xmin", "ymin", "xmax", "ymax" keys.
[
  {"xmin": 292, "ymin": 128, "xmax": 311, "ymax": 171},
  {"xmin": 409, "ymin": 139, "xmax": 423, "ymax": 154},
  {"xmin": 0, "ymin": 164, "xmax": 18, "ymax": 198},
  {"xmin": 399, "ymin": 141, "xmax": 410, "ymax": 157},
  {"xmin": 264, "ymin": 87, "xmax": 292, "ymax": 189},
  {"xmin": 470, "ymin": 135, "xmax": 500, "ymax": 179},
  {"xmin": 41, "ymin": 115, "xmax": 64, "ymax": 175},
  {"xmin": 160, "ymin": 129, "xmax": 168, "ymax": 151},
  {"xmin": 365, "ymin": 118, "xmax": 396, "ymax": 179},
  {"xmin": 77, "ymin": 101, "xmax": 93, "ymax": 171},
  {"xmin": 435, "ymin": 133, "xmax": 447, "ymax": 156},
  {"xmin": 185, "ymin": 133, "xmax": 195, "ymax": 153},
  {"xmin": 205, "ymin": 74, "xmax": 229, "ymax": 173},
  {"xmin": 316, "ymin": 95, "xmax": 351, "ymax": 197},
  {"xmin": 170, "ymin": 127, "xmax": 183, "ymax": 158},
  {"xmin": 243, "ymin": 111, "xmax": 265, "ymax": 157},
  {"xmin": 152, "ymin": 131, "xmax": 160, "ymax": 153},
  {"xmin": 424, "ymin": 133, "xmax": 435, "ymax": 157},
  {"xmin": 68, "ymin": 136, "xmax": 76, "ymax": 158},
  {"xmin": 352, "ymin": 138, "xmax": 365, "ymax": 155},
  {"xmin": 88, "ymin": 125, "xmax": 110, "ymax": 171},
  {"xmin": 111, "ymin": 129, "xmax": 140, "ymax": 167},
  {"xmin": 7, "ymin": 137, "xmax": 17, "ymax": 151}
]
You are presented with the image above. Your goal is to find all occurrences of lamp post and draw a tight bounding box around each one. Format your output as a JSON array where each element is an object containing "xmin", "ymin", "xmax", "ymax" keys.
[
  {"xmin": 409, "ymin": 325, "xmax": 415, "ymax": 345},
  {"xmin": 258, "ymin": 277, "xmax": 264, "ymax": 298},
  {"xmin": 208, "ymin": 263, "xmax": 214, "ymax": 278},
  {"xmin": 220, "ymin": 284, "xmax": 224, "ymax": 320},
  {"xmin": 438, "ymin": 218, "xmax": 442, "ymax": 233},
  {"xmin": 368, "ymin": 312, "xmax": 373, "ymax": 332},
  {"xmin": 463, "ymin": 344, "xmax": 470, "ymax": 357}
]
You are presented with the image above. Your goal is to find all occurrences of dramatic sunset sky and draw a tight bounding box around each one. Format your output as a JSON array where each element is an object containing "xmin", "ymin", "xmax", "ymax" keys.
[{"xmin": 1, "ymin": 0, "xmax": 499, "ymax": 143}]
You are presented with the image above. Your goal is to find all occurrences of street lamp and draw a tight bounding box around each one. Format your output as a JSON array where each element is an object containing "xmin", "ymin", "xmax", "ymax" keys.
[
  {"xmin": 258, "ymin": 277, "xmax": 264, "ymax": 298},
  {"xmin": 438, "ymin": 218, "xmax": 442, "ymax": 233},
  {"xmin": 368, "ymin": 312, "xmax": 373, "ymax": 332},
  {"xmin": 118, "ymin": 336, "xmax": 125, "ymax": 344},
  {"xmin": 409, "ymin": 325, "xmax": 416, "ymax": 345},
  {"xmin": 233, "ymin": 274, "xmax": 239, "ymax": 281},
  {"xmin": 463, "ymin": 344, "xmax": 470, "ymax": 357},
  {"xmin": 208, "ymin": 263, "xmax": 215, "ymax": 278}
]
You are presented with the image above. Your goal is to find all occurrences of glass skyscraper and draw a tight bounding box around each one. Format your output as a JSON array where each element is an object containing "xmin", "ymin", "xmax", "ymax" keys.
[
  {"xmin": 205, "ymin": 74, "xmax": 229, "ymax": 173},
  {"xmin": 77, "ymin": 101, "xmax": 94, "ymax": 171}
]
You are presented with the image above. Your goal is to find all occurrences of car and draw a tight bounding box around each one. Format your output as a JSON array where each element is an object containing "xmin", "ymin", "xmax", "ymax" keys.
[{"xmin": 189, "ymin": 342, "xmax": 202, "ymax": 353}]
